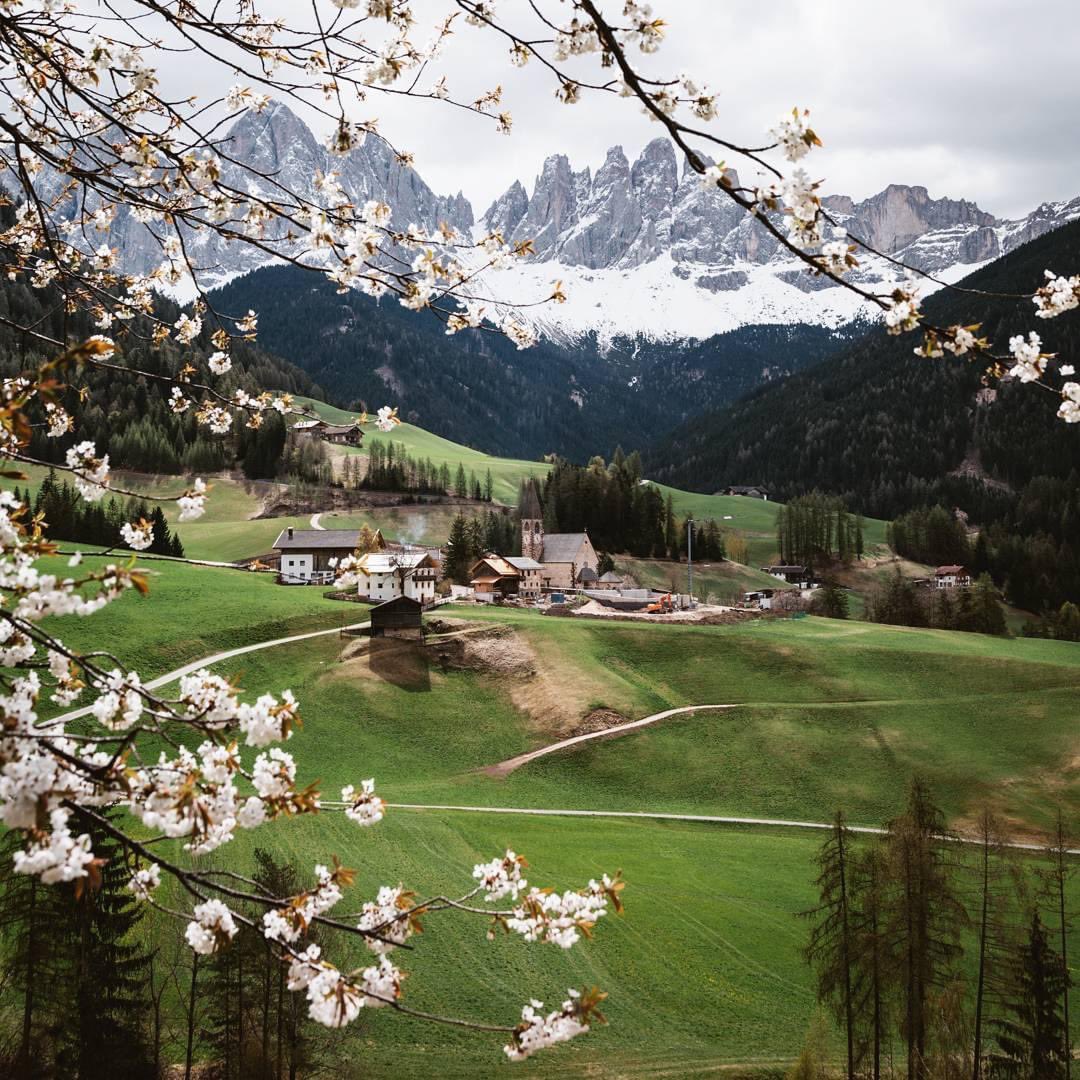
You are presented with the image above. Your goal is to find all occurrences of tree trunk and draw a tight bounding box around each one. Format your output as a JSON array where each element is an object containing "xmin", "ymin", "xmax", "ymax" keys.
[
  {"xmin": 224, "ymin": 955, "xmax": 232, "ymax": 1080},
  {"xmin": 1056, "ymin": 811, "xmax": 1072, "ymax": 1080},
  {"xmin": 238, "ymin": 948, "xmax": 245, "ymax": 1077},
  {"xmin": 262, "ymin": 943, "xmax": 272, "ymax": 1079},
  {"xmin": 972, "ymin": 822, "xmax": 990, "ymax": 1080},
  {"xmin": 185, "ymin": 953, "xmax": 200, "ymax": 1080},
  {"xmin": 905, "ymin": 844, "xmax": 917, "ymax": 1080},
  {"xmin": 836, "ymin": 822, "xmax": 855, "ymax": 1080},
  {"xmin": 276, "ymin": 963, "xmax": 285, "ymax": 1080}
]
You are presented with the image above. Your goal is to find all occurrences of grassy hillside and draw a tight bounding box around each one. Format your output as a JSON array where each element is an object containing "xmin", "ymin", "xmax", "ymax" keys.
[
  {"xmin": 34, "ymin": 554, "xmax": 1080, "ymax": 1074},
  {"xmin": 298, "ymin": 396, "xmax": 890, "ymax": 575},
  {"xmin": 298, "ymin": 396, "xmax": 549, "ymax": 504},
  {"xmin": 4, "ymin": 415, "xmax": 889, "ymax": 575},
  {"xmin": 617, "ymin": 555, "xmax": 784, "ymax": 600}
]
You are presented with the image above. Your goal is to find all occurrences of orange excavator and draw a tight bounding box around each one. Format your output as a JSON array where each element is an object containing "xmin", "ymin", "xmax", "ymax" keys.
[{"xmin": 645, "ymin": 593, "xmax": 674, "ymax": 614}]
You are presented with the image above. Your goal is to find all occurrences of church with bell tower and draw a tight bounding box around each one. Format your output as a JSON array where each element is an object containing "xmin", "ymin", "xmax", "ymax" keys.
[{"xmin": 517, "ymin": 479, "xmax": 598, "ymax": 590}]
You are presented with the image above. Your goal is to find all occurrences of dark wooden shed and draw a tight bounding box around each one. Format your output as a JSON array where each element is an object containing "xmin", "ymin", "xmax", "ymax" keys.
[{"xmin": 369, "ymin": 595, "xmax": 423, "ymax": 640}]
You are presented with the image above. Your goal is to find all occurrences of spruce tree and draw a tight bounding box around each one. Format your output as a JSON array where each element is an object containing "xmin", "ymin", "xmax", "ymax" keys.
[
  {"xmin": 444, "ymin": 515, "xmax": 472, "ymax": 584},
  {"xmin": 884, "ymin": 777, "xmax": 966, "ymax": 1080},
  {"xmin": 991, "ymin": 910, "xmax": 1069, "ymax": 1079}
]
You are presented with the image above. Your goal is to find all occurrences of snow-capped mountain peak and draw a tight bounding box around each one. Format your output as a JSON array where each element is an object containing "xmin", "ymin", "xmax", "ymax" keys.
[{"xmin": 75, "ymin": 102, "xmax": 1080, "ymax": 343}]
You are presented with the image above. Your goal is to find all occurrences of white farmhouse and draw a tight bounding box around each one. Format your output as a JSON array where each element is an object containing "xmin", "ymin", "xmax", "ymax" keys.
[
  {"xmin": 934, "ymin": 565, "xmax": 972, "ymax": 589},
  {"xmin": 356, "ymin": 550, "xmax": 439, "ymax": 605}
]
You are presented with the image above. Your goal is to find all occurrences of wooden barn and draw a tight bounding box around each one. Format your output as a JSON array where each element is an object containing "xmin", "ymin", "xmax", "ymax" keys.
[{"xmin": 369, "ymin": 596, "xmax": 423, "ymax": 640}]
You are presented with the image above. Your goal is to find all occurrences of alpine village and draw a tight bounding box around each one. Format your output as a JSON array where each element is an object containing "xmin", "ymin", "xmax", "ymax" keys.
[{"xmin": 2, "ymin": 4, "xmax": 1080, "ymax": 1080}]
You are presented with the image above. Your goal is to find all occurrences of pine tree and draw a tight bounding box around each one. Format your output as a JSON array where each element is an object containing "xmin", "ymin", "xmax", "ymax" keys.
[
  {"xmin": 0, "ymin": 830, "xmax": 66, "ymax": 1076},
  {"xmin": 991, "ymin": 910, "xmax": 1069, "ymax": 1079},
  {"xmin": 1041, "ymin": 810, "xmax": 1074, "ymax": 1080},
  {"xmin": 884, "ymin": 777, "xmax": 966, "ymax": 1080},
  {"xmin": 972, "ymin": 809, "xmax": 1010, "ymax": 1080},
  {"xmin": 444, "ymin": 514, "xmax": 472, "ymax": 584},
  {"xmin": 664, "ymin": 493, "xmax": 676, "ymax": 559},
  {"xmin": 810, "ymin": 580, "xmax": 849, "ymax": 620},
  {"xmin": 851, "ymin": 843, "xmax": 890, "ymax": 1080},
  {"xmin": 971, "ymin": 574, "xmax": 1007, "ymax": 636}
]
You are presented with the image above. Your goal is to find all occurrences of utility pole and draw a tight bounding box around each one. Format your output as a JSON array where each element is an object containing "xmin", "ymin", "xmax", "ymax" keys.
[{"xmin": 686, "ymin": 517, "xmax": 694, "ymax": 608}]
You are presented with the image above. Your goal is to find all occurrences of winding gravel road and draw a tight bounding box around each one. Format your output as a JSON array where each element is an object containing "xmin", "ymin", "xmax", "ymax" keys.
[{"xmin": 50, "ymin": 616, "xmax": 1073, "ymax": 852}]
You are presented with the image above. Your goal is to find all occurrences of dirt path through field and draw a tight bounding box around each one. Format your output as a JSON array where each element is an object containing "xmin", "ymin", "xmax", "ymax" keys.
[
  {"xmin": 481, "ymin": 704, "xmax": 740, "ymax": 777},
  {"xmin": 387, "ymin": 803, "xmax": 1079, "ymax": 854}
]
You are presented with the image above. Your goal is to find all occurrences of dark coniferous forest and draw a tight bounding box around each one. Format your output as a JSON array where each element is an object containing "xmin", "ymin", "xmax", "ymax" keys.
[
  {"xmin": 0, "ymin": 273, "xmax": 325, "ymax": 482},
  {"xmin": 209, "ymin": 264, "xmax": 855, "ymax": 463},
  {"xmin": 646, "ymin": 219, "xmax": 1080, "ymax": 519}
]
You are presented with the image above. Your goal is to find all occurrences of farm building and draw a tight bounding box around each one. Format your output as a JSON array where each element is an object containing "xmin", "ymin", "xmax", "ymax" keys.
[
  {"xmin": 355, "ymin": 550, "xmax": 438, "ymax": 605},
  {"xmin": 761, "ymin": 564, "xmax": 813, "ymax": 586},
  {"xmin": 469, "ymin": 554, "xmax": 525, "ymax": 600},
  {"xmin": 467, "ymin": 554, "xmax": 548, "ymax": 601},
  {"xmin": 935, "ymin": 565, "xmax": 971, "ymax": 589},
  {"xmin": 743, "ymin": 588, "xmax": 776, "ymax": 610},
  {"xmin": 274, "ymin": 527, "xmax": 361, "ymax": 584},
  {"xmin": 292, "ymin": 418, "xmax": 363, "ymax": 446},
  {"xmin": 369, "ymin": 596, "xmax": 423, "ymax": 640},
  {"xmin": 504, "ymin": 556, "xmax": 544, "ymax": 599},
  {"xmin": 719, "ymin": 485, "xmax": 770, "ymax": 499}
]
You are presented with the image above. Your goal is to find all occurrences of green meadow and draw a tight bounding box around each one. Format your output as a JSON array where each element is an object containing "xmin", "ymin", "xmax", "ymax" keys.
[{"xmin": 29, "ymin": 552, "xmax": 1080, "ymax": 1074}]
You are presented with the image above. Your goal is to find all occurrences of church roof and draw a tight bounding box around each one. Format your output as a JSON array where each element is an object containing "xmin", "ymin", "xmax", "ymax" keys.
[
  {"xmin": 541, "ymin": 532, "xmax": 590, "ymax": 564},
  {"xmin": 519, "ymin": 480, "xmax": 542, "ymax": 520}
]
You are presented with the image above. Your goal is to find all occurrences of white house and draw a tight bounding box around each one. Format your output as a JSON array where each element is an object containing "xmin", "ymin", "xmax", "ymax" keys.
[
  {"xmin": 274, "ymin": 528, "xmax": 361, "ymax": 584},
  {"xmin": 935, "ymin": 565, "xmax": 971, "ymax": 589},
  {"xmin": 356, "ymin": 550, "xmax": 439, "ymax": 605}
]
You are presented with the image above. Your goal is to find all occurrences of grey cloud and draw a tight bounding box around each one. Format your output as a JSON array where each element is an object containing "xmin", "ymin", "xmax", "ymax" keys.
[{"xmin": 149, "ymin": 0, "xmax": 1080, "ymax": 219}]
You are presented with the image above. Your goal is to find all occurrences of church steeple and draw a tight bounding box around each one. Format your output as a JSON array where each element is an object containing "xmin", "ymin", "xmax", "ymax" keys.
[{"xmin": 519, "ymin": 480, "xmax": 544, "ymax": 561}]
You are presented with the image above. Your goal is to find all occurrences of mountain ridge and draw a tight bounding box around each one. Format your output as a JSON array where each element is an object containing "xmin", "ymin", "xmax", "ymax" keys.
[{"xmin": 62, "ymin": 101, "xmax": 1080, "ymax": 345}]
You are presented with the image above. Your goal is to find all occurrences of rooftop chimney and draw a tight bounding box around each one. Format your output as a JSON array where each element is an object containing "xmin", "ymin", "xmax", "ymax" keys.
[{"xmin": 287, "ymin": 527, "xmax": 294, "ymax": 540}]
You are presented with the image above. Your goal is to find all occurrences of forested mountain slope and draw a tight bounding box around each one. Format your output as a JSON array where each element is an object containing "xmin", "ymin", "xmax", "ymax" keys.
[
  {"xmin": 647, "ymin": 218, "xmax": 1080, "ymax": 522},
  {"xmin": 0, "ymin": 275, "xmax": 324, "ymax": 478},
  {"xmin": 209, "ymin": 264, "xmax": 854, "ymax": 461}
]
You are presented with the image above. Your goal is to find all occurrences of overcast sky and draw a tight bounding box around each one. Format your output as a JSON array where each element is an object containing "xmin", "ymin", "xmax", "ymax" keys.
[{"xmin": 153, "ymin": 0, "xmax": 1080, "ymax": 219}]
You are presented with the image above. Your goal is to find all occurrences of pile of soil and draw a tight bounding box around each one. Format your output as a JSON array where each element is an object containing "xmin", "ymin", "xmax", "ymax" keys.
[
  {"xmin": 566, "ymin": 708, "xmax": 630, "ymax": 738},
  {"xmin": 570, "ymin": 600, "xmax": 762, "ymax": 624},
  {"xmin": 425, "ymin": 621, "xmax": 537, "ymax": 677}
]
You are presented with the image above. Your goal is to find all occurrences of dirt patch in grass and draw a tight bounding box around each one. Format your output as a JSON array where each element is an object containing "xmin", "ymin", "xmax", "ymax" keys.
[
  {"xmin": 566, "ymin": 707, "xmax": 631, "ymax": 738},
  {"xmin": 335, "ymin": 618, "xmax": 636, "ymax": 739}
]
